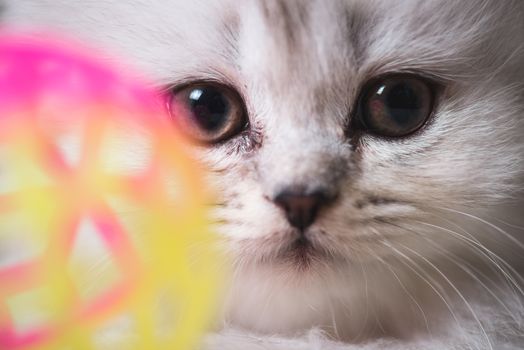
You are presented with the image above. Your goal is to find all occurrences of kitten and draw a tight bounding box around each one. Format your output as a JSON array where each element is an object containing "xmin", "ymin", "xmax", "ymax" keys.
[{"xmin": 2, "ymin": 0, "xmax": 524, "ymax": 349}]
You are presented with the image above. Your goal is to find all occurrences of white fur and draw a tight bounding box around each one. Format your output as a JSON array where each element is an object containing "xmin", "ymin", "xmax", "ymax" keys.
[{"xmin": 2, "ymin": 0, "xmax": 524, "ymax": 349}]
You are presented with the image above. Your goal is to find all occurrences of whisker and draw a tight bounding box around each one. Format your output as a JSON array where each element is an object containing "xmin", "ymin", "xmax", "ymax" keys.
[
  {"xmin": 392, "ymin": 241, "xmax": 493, "ymax": 350},
  {"xmin": 369, "ymin": 248, "xmax": 433, "ymax": 337},
  {"xmin": 491, "ymin": 216, "xmax": 524, "ymax": 231},
  {"xmin": 379, "ymin": 241, "xmax": 472, "ymax": 348},
  {"xmin": 437, "ymin": 207, "xmax": 524, "ymax": 251},
  {"xmin": 419, "ymin": 235, "xmax": 522, "ymax": 327},
  {"xmin": 416, "ymin": 219, "xmax": 524, "ymax": 297},
  {"xmin": 351, "ymin": 253, "xmax": 371, "ymax": 342},
  {"xmin": 381, "ymin": 216, "xmax": 519, "ymax": 292},
  {"xmin": 327, "ymin": 294, "xmax": 341, "ymax": 340}
]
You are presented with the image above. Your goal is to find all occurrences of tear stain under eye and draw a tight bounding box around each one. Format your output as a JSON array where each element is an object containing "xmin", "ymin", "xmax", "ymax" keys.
[{"xmin": 226, "ymin": 127, "xmax": 263, "ymax": 156}]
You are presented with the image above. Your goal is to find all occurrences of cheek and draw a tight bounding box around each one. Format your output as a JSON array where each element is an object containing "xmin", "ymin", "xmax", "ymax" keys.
[
  {"xmin": 356, "ymin": 129, "xmax": 501, "ymax": 206},
  {"xmin": 202, "ymin": 156, "xmax": 289, "ymax": 240}
]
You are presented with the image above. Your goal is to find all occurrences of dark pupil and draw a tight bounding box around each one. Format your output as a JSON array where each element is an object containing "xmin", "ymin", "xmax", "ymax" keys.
[
  {"xmin": 188, "ymin": 87, "xmax": 229, "ymax": 132},
  {"xmin": 385, "ymin": 83, "xmax": 421, "ymax": 127}
]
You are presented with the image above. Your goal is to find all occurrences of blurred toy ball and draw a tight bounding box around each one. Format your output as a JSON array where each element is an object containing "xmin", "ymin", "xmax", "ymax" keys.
[{"xmin": 0, "ymin": 33, "xmax": 223, "ymax": 350}]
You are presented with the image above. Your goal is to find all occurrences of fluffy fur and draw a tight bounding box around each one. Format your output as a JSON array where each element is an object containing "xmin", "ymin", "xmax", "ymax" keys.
[{"xmin": 2, "ymin": 0, "xmax": 524, "ymax": 349}]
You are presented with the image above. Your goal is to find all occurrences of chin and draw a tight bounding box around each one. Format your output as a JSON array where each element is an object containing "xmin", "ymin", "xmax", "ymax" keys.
[{"xmin": 218, "ymin": 221, "xmax": 409, "ymax": 341}]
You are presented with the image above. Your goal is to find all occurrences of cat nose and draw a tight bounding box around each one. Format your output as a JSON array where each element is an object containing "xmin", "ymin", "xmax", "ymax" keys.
[{"xmin": 274, "ymin": 189, "xmax": 333, "ymax": 231}]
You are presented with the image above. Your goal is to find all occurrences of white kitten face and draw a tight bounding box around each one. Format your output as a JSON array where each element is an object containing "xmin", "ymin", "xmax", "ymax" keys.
[
  {"xmin": 155, "ymin": 0, "xmax": 524, "ymax": 270},
  {"xmin": 3, "ymin": 0, "xmax": 524, "ymax": 340}
]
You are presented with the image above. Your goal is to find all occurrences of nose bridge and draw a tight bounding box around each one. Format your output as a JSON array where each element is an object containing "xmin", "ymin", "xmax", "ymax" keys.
[{"xmin": 258, "ymin": 122, "xmax": 349, "ymax": 197}]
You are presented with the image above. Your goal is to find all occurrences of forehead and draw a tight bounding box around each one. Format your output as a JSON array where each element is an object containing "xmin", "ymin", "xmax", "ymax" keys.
[
  {"xmin": 102, "ymin": 0, "xmax": 518, "ymax": 91},
  {"xmin": 237, "ymin": 0, "xmax": 520, "ymax": 78}
]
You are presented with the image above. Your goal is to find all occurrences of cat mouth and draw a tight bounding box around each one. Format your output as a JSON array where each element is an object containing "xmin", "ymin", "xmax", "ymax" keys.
[
  {"xmin": 236, "ymin": 230, "xmax": 337, "ymax": 270},
  {"xmin": 274, "ymin": 235, "xmax": 329, "ymax": 269}
]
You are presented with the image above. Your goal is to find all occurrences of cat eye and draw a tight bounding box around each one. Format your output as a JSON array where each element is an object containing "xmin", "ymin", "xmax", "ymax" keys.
[
  {"xmin": 357, "ymin": 75, "xmax": 434, "ymax": 138},
  {"xmin": 168, "ymin": 83, "xmax": 247, "ymax": 144}
]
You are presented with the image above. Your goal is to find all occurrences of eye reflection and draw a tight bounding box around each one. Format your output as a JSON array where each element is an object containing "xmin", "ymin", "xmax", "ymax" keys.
[
  {"xmin": 168, "ymin": 83, "xmax": 247, "ymax": 144},
  {"xmin": 358, "ymin": 76, "xmax": 434, "ymax": 137}
]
